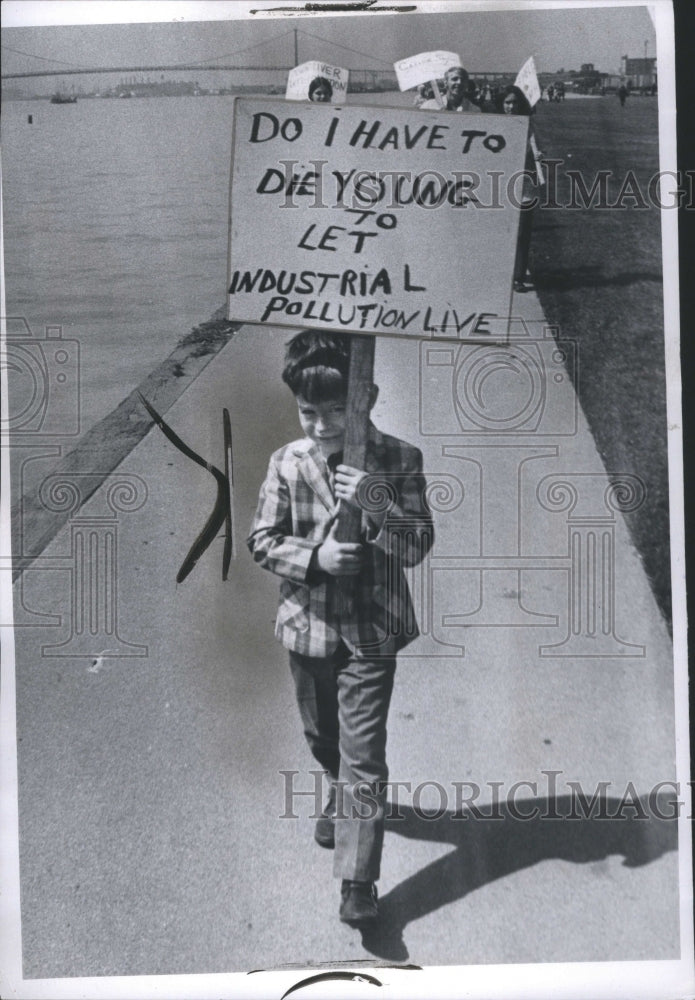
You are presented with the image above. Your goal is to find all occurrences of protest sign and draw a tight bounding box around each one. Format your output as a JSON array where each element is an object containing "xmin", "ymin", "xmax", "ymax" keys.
[
  {"xmin": 285, "ymin": 60, "xmax": 348, "ymax": 103},
  {"xmin": 514, "ymin": 55, "xmax": 542, "ymax": 107},
  {"xmin": 227, "ymin": 97, "xmax": 529, "ymax": 342},
  {"xmin": 394, "ymin": 50, "xmax": 462, "ymax": 91}
]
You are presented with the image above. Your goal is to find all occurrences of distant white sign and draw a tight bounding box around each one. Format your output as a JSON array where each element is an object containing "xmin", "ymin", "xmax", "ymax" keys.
[
  {"xmin": 514, "ymin": 56, "xmax": 542, "ymax": 107},
  {"xmin": 394, "ymin": 50, "xmax": 462, "ymax": 91},
  {"xmin": 227, "ymin": 98, "xmax": 529, "ymax": 341},
  {"xmin": 285, "ymin": 61, "xmax": 348, "ymax": 103}
]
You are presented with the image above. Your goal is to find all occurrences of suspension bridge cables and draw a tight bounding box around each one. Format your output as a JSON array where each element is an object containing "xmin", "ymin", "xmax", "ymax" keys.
[
  {"xmin": 294, "ymin": 27, "xmax": 394, "ymax": 68},
  {"xmin": 165, "ymin": 28, "xmax": 297, "ymax": 69},
  {"xmin": 0, "ymin": 43, "xmax": 89, "ymax": 70}
]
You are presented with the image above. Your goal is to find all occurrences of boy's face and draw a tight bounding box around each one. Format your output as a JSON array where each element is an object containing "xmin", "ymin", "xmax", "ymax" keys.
[
  {"xmin": 296, "ymin": 395, "xmax": 347, "ymax": 457},
  {"xmin": 446, "ymin": 69, "xmax": 466, "ymax": 102}
]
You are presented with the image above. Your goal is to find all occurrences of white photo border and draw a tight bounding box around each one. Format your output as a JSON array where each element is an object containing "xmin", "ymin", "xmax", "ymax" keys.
[{"xmin": 1, "ymin": 2, "xmax": 692, "ymax": 998}]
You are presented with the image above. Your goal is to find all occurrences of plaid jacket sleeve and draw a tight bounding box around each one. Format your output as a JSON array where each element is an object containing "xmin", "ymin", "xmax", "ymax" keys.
[
  {"xmin": 361, "ymin": 438, "xmax": 434, "ymax": 568},
  {"xmin": 246, "ymin": 451, "xmax": 320, "ymax": 583}
]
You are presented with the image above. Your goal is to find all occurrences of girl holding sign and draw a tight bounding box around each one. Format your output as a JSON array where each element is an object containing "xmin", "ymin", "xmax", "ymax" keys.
[{"xmin": 308, "ymin": 76, "xmax": 333, "ymax": 103}]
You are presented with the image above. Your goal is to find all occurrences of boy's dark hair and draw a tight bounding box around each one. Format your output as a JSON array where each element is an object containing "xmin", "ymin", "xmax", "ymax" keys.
[{"xmin": 282, "ymin": 330, "xmax": 350, "ymax": 402}]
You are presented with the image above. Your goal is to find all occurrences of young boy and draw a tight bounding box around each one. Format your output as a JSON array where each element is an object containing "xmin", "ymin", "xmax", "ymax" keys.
[{"xmin": 247, "ymin": 330, "xmax": 434, "ymax": 927}]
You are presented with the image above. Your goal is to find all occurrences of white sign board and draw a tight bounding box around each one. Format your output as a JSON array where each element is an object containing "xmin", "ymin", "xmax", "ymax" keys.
[
  {"xmin": 227, "ymin": 98, "xmax": 529, "ymax": 341},
  {"xmin": 514, "ymin": 55, "xmax": 542, "ymax": 107},
  {"xmin": 394, "ymin": 50, "xmax": 462, "ymax": 91},
  {"xmin": 285, "ymin": 60, "xmax": 348, "ymax": 103}
]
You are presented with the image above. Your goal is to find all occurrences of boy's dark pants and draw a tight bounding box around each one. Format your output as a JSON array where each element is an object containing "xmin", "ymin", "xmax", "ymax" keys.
[{"xmin": 289, "ymin": 642, "xmax": 396, "ymax": 883}]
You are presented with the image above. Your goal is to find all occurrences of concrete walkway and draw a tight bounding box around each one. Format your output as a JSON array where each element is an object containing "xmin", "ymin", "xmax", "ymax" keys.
[{"xmin": 7, "ymin": 286, "xmax": 681, "ymax": 981}]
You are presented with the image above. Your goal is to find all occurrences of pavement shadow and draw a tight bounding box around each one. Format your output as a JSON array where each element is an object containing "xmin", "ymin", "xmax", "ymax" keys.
[{"xmin": 360, "ymin": 791, "xmax": 678, "ymax": 961}]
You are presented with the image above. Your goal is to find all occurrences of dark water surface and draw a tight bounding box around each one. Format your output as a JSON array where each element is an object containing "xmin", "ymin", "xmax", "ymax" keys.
[{"xmin": 3, "ymin": 95, "xmax": 242, "ymax": 432}]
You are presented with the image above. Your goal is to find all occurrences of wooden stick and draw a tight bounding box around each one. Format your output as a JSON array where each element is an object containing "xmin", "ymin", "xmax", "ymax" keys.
[
  {"xmin": 431, "ymin": 77, "xmax": 446, "ymax": 109},
  {"xmin": 333, "ymin": 334, "xmax": 375, "ymax": 547}
]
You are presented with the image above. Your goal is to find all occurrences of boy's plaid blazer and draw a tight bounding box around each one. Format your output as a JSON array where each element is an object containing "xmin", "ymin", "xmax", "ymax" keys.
[{"xmin": 247, "ymin": 424, "xmax": 434, "ymax": 658}]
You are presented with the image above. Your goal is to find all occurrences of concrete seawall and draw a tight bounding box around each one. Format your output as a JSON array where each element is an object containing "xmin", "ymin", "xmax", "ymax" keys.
[{"xmin": 11, "ymin": 308, "xmax": 240, "ymax": 580}]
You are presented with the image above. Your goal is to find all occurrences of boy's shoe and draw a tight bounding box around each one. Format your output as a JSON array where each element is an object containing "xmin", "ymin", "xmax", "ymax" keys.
[
  {"xmin": 314, "ymin": 783, "xmax": 336, "ymax": 849},
  {"xmin": 339, "ymin": 880, "xmax": 379, "ymax": 926}
]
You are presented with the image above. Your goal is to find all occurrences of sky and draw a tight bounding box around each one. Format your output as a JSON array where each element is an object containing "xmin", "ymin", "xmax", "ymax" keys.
[{"xmin": 1, "ymin": 1, "xmax": 658, "ymax": 80}]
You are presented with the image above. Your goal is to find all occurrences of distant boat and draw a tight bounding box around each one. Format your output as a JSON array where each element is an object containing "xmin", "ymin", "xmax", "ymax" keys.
[{"xmin": 50, "ymin": 93, "xmax": 77, "ymax": 104}]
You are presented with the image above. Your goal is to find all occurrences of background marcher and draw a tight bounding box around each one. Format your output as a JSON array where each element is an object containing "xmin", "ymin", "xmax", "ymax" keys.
[
  {"xmin": 420, "ymin": 65, "xmax": 482, "ymax": 112},
  {"xmin": 308, "ymin": 75, "xmax": 333, "ymax": 102}
]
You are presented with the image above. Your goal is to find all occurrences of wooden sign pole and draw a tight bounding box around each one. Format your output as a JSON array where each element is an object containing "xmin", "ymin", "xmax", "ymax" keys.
[
  {"xmin": 431, "ymin": 77, "xmax": 446, "ymax": 109},
  {"xmin": 333, "ymin": 333, "xmax": 375, "ymax": 545}
]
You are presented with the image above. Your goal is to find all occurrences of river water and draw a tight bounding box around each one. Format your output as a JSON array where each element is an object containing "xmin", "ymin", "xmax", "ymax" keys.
[{"xmin": 2, "ymin": 95, "xmax": 248, "ymax": 433}]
